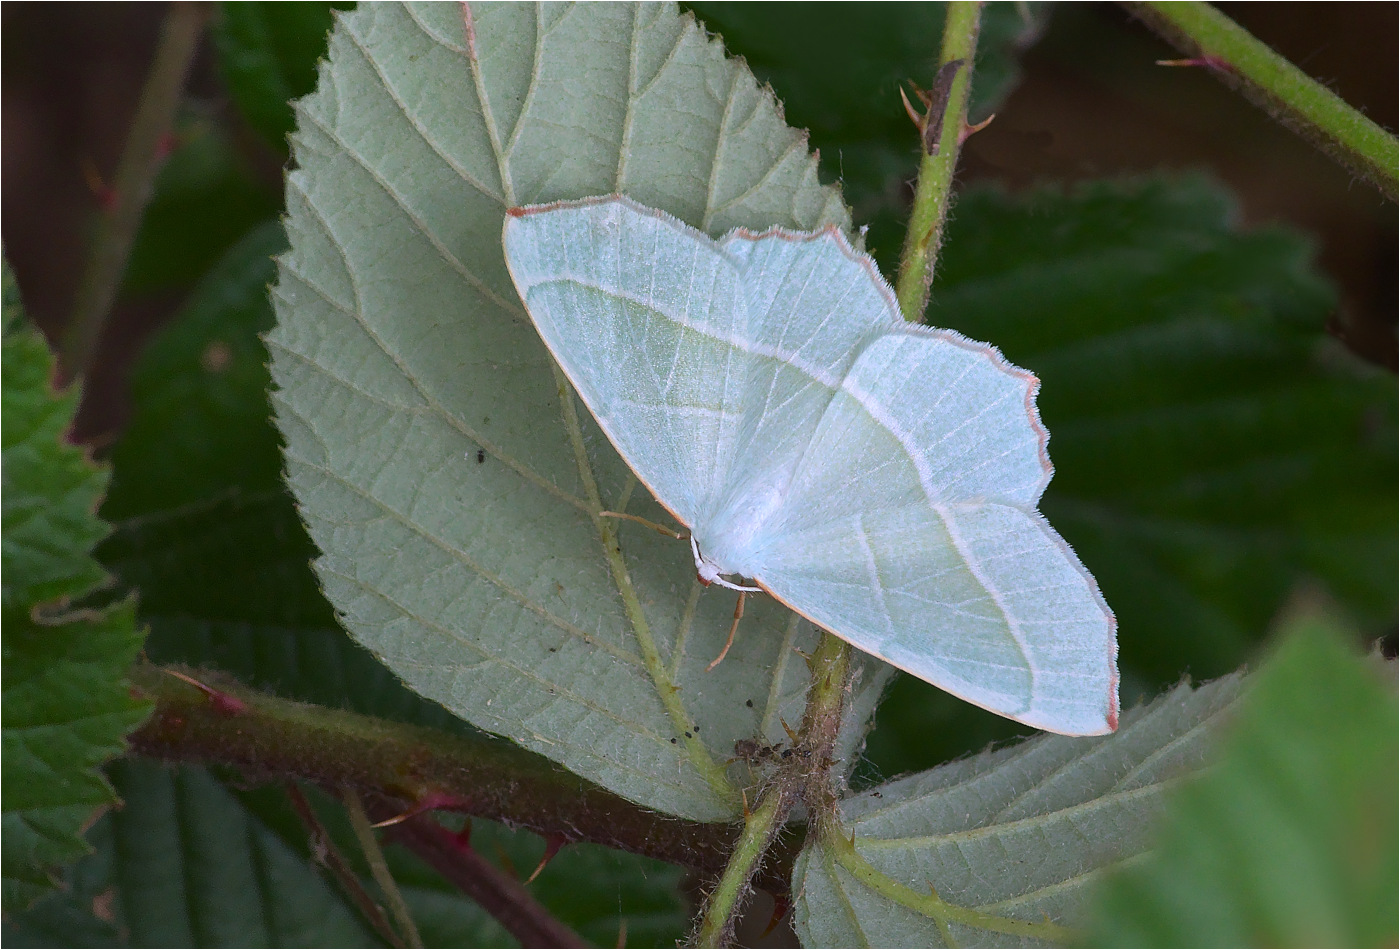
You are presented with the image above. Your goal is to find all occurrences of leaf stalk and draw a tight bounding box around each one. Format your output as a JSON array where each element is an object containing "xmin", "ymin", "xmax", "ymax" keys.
[
  {"xmin": 385, "ymin": 815, "xmax": 588, "ymax": 948},
  {"xmin": 286, "ymin": 784, "xmax": 405, "ymax": 947},
  {"xmin": 345, "ymin": 789, "xmax": 424, "ymax": 948},
  {"xmin": 693, "ymin": 785, "xmax": 795, "ymax": 948}
]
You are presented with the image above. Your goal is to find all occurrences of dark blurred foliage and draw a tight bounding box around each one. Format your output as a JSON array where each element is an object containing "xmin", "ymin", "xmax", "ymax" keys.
[{"xmin": 3, "ymin": 3, "xmax": 1392, "ymax": 447}]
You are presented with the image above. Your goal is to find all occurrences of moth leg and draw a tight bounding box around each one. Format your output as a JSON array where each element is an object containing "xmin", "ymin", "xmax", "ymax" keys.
[{"xmin": 706, "ymin": 590, "xmax": 746, "ymax": 671}]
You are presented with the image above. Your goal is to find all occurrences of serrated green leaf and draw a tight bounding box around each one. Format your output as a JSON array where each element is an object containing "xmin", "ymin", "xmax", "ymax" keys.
[
  {"xmin": 1089, "ymin": 616, "xmax": 1398, "ymax": 947},
  {"xmin": 795, "ymin": 671, "xmax": 1247, "ymax": 947},
  {"xmin": 1, "ymin": 601, "xmax": 149, "ymax": 913},
  {"xmin": 100, "ymin": 222, "xmax": 486, "ymax": 735},
  {"xmin": 865, "ymin": 176, "xmax": 1398, "ymax": 775},
  {"xmin": 215, "ymin": 2, "xmax": 355, "ymax": 152},
  {"xmin": 1, "ymin": 263, "xmax": 150, "ymax": 911},
  {"xmin": 268, "ymin": 0, "xmax": 889, "ymax": 822},
  {"xmin": 106, "ymin": 222, "xmax": 290, "ymax": 519},
  {"xmin": 94, "ymin": 761, "xmax": 377, "ymax": 947},
  {"xmin": 96, "ymin": 215, "xmax": 688, "ymax": 945},
  {"xmin": 2, "ymin": 308, "xmax": 108, "ymax": 611},
  {"xmin": 935, "ymin": 179, "xmax": 1396, "ymax": 681}
]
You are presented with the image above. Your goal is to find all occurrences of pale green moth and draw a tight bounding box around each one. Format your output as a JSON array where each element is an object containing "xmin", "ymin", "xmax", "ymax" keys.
[{"xmin": 502, "ymin": 195, "xmax": 1118, "ymax": 736}]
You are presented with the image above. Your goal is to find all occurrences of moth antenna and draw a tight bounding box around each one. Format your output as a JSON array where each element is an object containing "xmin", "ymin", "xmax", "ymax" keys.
[{"xmin": 596, "ymin": 510, "xmax": 686, "ymax": 539}]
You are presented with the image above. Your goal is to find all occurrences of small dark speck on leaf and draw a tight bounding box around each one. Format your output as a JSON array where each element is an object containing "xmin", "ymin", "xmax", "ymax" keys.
[
  {"xmin": 684, "ymin": 732, "xmax": 692, "ymax": 738},
  {"xmin": 745, "ymin": 699, "xmax": 754, "ymax": 708},
  {"xmin": 670, "ymin": 737, "xmax": 678, "ymax": 744},
  {"xmin": 477, "ymin": 449, "xmax": 486, "ymax": 463}
]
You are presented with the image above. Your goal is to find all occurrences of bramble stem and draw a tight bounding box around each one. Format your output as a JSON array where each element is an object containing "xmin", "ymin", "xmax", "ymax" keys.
[
  {"xmin": 1126, "ymin": 2, "xmax": 1398, "ymax": 200},
  {"xmin": 686, "ymin": 5, "xmax": 988, "ymax": 945},
  {"xmin": 125, "ymin": 663, "xmax": 797, "ymax": 892},
  {"xmin": 61, "ymin": 2, "xmax": 211, "ymax": 378},
  {"xmin": 386, "ymin": 815, "xmax": 587, "ymax": 948},
  {"xmin": 894, "ymin": 1, "xmax": 982, "ymax": 323},
  {"xmin": 693, "ymin": 786, "xmax": 794, "ymax": 948}
]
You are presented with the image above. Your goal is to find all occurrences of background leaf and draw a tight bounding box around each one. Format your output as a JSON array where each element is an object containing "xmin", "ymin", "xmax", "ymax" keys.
[
  {"xmin": 214, "ymin": 1, "xmax": 356, "ymax": 153},
  {"xmin": 6, "ymin": 762, "xmax": 690, "ymax": 949},
  {"xmin": 942, "ymin": 178, "xmax": 1394, "ymax": 676},
  {"xmin": 0, "ymin": 262, "xmax": 150, "ymax": 911},
  {"xmin": 234, "ymin": 782, "xmax": 690, "ymax": 949},
  {"xmin": 13, "ymin": 761, "xmax": 379, "ymax": 948},
  {"xmin": 862, "ymin": 176, "xmax": 1397, "ymax": 775},
  {"xmin": 100, "ymin": 222, "xmax": 465, "ymax": 731},
  {"xmin": 796, "ymin": 670, "xmax": 1247, "ymax": 947},
  {"xmin": 268, "ymin": 0, "xmax": 889, "ymax": 822},
  {"xmin": 2, "ymin": 269, "xmax": 109, "ymax": 609},
  {"xmin": 685, "ymin": 2, "xmax": 1051, "ymax": 275},
  {"xmin": 121, "ymin": 119, "xmax": 281, "ymax": 297},
  {"xmin": 1089, "ymin": 613, "xmax": 1398, "ymax": 947},
  {"xmin": 83, "ymin": 179, "xmax": 691, "ymax": 949}
]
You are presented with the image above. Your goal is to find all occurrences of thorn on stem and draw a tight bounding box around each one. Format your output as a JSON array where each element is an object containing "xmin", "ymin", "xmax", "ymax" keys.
[
  {"xmin": 524, "ymin": 834, "xmax": 566, "ymax": 884},
  {"xmin": 161, "ymin": 667, "xmax": 248, "ymax": 716},
  {"xmin": 961, "ymin": 113, "xmax": 996, "ymax": 143},
  {"xmin": 760, "ymin": 892, "xmax": 792, "ymax": 939},
  {"xmin": 900, "ymin": 85, "xmax": 926, "ymax": 131},
  {"xmin": 1156, "ymin": 55, "xmax": 1233, "ymax": 74},
  {"xmin": 372, "ymin": 790, "xmax": 473, "ymax": 828},
  {"xmin": 371, "ymin": 809, "xmax": 417, "ymax": 829}
]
